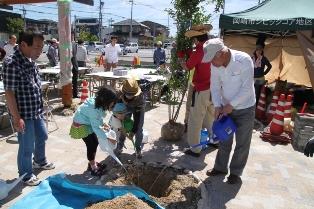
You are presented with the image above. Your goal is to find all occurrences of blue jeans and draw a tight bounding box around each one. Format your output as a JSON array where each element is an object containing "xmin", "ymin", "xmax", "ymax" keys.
[{"xmin": 17, "ymin": 119, "xmax": 48, "ymax": 179}]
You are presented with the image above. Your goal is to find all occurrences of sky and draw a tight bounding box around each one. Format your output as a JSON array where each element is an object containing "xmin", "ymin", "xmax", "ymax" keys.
[{"xmin": 10, "ymin": 0, "xmax": 260, "ymax": 36}]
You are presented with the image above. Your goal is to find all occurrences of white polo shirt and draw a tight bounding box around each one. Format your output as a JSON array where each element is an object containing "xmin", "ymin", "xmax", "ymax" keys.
[
  {"xmin": 104, "ymin": 43, "xmax": 121, "ymax": 64},
  {"xmin": 210, "ymin": 49, "xmax": 256, "ymax": 110},
  {"xmin": 3, "ymin": 44, "xmax": 16, "ymax": 58}
]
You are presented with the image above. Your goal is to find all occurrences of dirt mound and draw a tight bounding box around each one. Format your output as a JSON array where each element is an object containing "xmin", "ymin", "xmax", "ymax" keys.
[
  {"xmin": 101, "ymin": 163, "xmax": 201, "ymax": 209},
  {"xmin": 85, "ymin": 194, "xmax": 153, "ymax": 209}
]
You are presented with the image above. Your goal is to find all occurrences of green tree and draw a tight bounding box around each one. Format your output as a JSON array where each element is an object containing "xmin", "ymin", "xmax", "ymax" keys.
[
  {"xmin": 165, "ymin": 0, "xmax": 224, "ymax": 122},
  {"xmin": 78, "ymin": 28, "xmax": 98, "ymax": 42},
  {"xmin": 161, "ymin": 0, "xmax": 223, "ymax": 141},
  {"xmin": 6, "ymin": 17, "xmax": 24, "ymax": 34}
]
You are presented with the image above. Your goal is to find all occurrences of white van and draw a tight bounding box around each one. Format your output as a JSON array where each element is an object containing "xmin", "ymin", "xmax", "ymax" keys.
[{"xmin": 125, "ymin": 42, "xmax": 138, "ymax": 53}]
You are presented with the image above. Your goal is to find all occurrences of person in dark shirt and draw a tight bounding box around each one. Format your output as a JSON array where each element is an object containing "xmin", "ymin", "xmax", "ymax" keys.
[
  {"xmin": 0, "ymin": 47, "xmax": 6, "ymax": 60},
  {"xmin": 115, "ymin": 79, "xmax": 146, "ymax": 159},
  {"xmin": 252, "ymin": 44, "xmax": 272, "ymax": 103},
  {"xmin": 153, "ymin": 41, "xmax": 166, "ymax": 67}
]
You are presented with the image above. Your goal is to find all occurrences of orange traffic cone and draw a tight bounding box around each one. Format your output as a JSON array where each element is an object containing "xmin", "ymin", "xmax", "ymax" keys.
[
  {"xmin": 256, "ymin": 85, "xmax": 266, "ymax": 121},
  {"xmin": 269, "ymin": 94, "xmax": 285, "ymax": 136},
  {"xmin": 267, "ymin": 91, "xmax": 279, "ymax": 123},
  {"xmin": 132, "ymin": 56, "xmax": 137, "ymax": 66},
  {"xmin": 80, "ymin": 80, "xmax": 89, "ymax": 103}
]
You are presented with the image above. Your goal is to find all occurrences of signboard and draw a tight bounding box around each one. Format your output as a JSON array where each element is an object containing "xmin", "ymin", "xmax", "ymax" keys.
[
  {"xmin": 0, "ymin": 4, "xmax": 13, "ymax": 10},
  {"xmin": 74, "ymin": 0, "xmax": 93, "ymax": 6},
  {"xmin": 0, "ymin": 0, "xmax": 94, "ymax": 6}
]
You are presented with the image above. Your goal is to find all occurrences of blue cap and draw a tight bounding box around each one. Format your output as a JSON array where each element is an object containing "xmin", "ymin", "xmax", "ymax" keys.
[{"xmin": 113, "ymin": 103, "xmax": 127, "ymax": 114}]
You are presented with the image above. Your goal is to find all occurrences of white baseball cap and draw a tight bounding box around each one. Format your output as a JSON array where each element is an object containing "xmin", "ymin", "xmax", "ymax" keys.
[{"xmin": 202, "ymin": 38, "xmax": 225, "ymax": 63}]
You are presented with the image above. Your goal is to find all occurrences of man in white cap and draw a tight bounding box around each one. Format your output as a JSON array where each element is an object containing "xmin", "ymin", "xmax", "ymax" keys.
[
  {"xmin": 47, "ymin": 38, "xmax": 59, "ymax": 67},
  {"xmin": 203, "ymin": 38, "xmax": 255, "ymax": 184},
  {"xmin": 153, "ymin": 41, "xmax": 166, "ymax": 67}
]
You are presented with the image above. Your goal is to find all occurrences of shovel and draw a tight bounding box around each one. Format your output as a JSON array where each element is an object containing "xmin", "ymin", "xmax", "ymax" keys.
[{"xmin": 98, "ymin": 130, "xmax": 125, "ymax": 171}]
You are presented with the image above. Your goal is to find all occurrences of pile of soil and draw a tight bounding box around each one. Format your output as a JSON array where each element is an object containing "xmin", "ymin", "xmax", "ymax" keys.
[
  {"xmin": 85, "ymin": 194, "xmax": 152, "ymax": 209},
  {"xmin": 101, "ymin": 163, "xmax": 201, "ymax": 209}
]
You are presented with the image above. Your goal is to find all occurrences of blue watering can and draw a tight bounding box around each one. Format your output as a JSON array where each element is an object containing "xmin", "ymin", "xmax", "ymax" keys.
[
  {"xmin": 212, "ymin": 115, "xmax": 237, "ymax": 141},
  {"xmin": 188, "ymin": 115, "xmax": 236, "ymax": 150}
]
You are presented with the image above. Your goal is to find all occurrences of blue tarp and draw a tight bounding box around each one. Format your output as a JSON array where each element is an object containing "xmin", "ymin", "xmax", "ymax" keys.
[{"xmin": 10, "ymin": 174, "xmax": 164, "ymax": 209}]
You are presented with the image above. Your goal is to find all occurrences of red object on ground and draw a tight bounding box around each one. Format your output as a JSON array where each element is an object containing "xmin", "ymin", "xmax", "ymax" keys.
[
  {"xmin": 284, "ymin": 94, "xmax": 293, "ymax": 118},
  {"xmin": 256, "ymin": 85, "xmax": 267, "ymax": 121},
  {"xmin": 270, "ymin": 94, "xmax": 286, "ymax": 136},
  {"xmin": 80, "ymin": 80, "xmax": 89, "ymax": 103},
  {"xmin": 300, "ymin": 102, "xmax": 307, "ymax": 113},
  {"xmin": 267, "ymin": 91, "xmax": 279, "ymax": 123}
]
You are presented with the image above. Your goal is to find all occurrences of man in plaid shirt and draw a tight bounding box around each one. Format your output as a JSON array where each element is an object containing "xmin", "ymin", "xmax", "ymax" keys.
[{"xmin": 3, "ymin": 30, "xmax": 55, "ymax": 186}]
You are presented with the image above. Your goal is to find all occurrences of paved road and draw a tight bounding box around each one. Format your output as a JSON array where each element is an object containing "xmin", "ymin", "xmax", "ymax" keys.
[
  {"xmin": 0, "ymin": 99, "xmax": 314, "ymax": 209},
  {"xmin": 37, "ymin": 48, "xmax": 172, "ymax": 66}
]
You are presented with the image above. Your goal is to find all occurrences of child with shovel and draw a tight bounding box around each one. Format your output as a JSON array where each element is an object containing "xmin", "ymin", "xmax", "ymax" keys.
[
  {"xmin": 109, "ymin": 103, "xmax": 136, "ymax": 156},
  {"xmin": 69, "ymin": 86, "xmax": 117, "ymax": 176}
]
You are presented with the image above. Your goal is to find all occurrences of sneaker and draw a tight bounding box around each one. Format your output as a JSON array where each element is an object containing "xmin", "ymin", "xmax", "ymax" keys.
[
  {"xmin": 33, "ymin": 161, "xmax": 55, "ymax": 170},
  {"xmin": 227, "ymin": 174, "xmax": 242, "ymax": 184},
  {"xmin": 136, "ymin": 150, "xmax": 142, "ymax": 159},
  {"xmin": 87, "ymin": 162, "xmax": 107, "ymax": 171},
  {"xmin": 90, "ymin": 167, "xmax": 106, "ymax": 177},
  {"xmin": 23, "ymin": 175, "xmax": 41, "ymax": 186},
  {"xmin": 184, "ymin": 149, "xmax": 201, "ymax": 157},
  {"xmin": 206, "ymin": 168, "xmax": 228, "ymax": 176}
]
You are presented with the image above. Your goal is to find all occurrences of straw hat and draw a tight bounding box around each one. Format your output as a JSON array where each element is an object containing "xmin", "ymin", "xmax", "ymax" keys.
[
  {"xmin": 185, "ymin": 24, "xmax": 213, "ymax": 38},
  {"xmin": 51, "ymin": 38, "xmax": 58, "ymax": 43},
  {"xmin": 122, "ymin": 78, "xmax": 141, "ymax": 96}
]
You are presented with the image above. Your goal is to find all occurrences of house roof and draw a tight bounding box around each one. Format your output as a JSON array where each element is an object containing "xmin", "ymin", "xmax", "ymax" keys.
[
  {"xmin": 141, "ymin": 21, "xmax": 168, "ymax": 30},
  {"xmin": 220, "ymin": 0, "xmax": 314, "ymax": 31},
  {"xmin": 112, "ymin": 19, "xmax": 149, "ymax": 29}
]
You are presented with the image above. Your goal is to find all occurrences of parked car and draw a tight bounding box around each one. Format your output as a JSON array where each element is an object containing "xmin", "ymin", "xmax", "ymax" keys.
[
  {"xmin": 125, "ymin": 42, "xmax": 138, "ymax": 53},
  {"xmin": 164, "ymin": 42, "xmax": 171, "ymax": 48},
  {"xmin": 118, "ymin": 44, "xmax": 128, "ymax": 55},
  {"xmin": 87, "ymin": 41, "xmax": 105, "ymax": 51}
]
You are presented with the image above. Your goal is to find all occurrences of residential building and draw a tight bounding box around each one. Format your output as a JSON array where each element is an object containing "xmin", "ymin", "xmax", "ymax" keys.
[
  {"xmin": 141, "ymin": 20, "xmax": 169, "ymax": 39},
  {"xmin": 111, "ymin": 19, "xmax": 152, "ymax": 44},
  {"xmin": 25, "ymin": 19, "xmax": 58, "ymax": 39}
]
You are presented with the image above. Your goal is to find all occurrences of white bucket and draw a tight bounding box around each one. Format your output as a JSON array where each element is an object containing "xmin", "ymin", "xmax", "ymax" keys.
[{"xmin": 142, "ymin": 130, "xmax": 149, "ymax": 143}]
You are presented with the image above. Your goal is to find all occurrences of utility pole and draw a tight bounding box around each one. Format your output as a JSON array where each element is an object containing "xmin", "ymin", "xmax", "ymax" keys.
[
  {"xmin": 108, "ymin": 18, "xmax": 114, "ymax": 37},
  {"xmin": 22, "ymin": 6, "xmax": 26, "ymax": 30},
  {"xmin": 99, "ymin": 0, "xmax": 104, "ymax": 42},
  {"xmin": 129, "ymin": 0, "xmax": 134, "ymax": 42},
  {"xmin": 74, "ymin": 15, "xmax": 77, "ymax": 40},
  {"xmin": 167, "ymin": 13, "xmax": 170, "ymax": 38}
]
